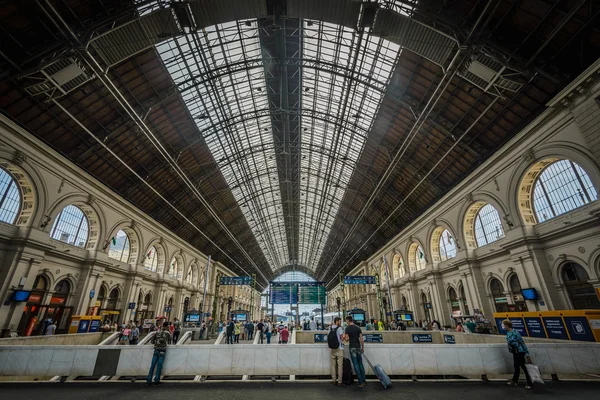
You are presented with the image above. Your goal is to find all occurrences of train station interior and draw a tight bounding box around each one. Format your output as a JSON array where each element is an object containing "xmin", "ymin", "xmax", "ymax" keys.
[{"xmin": 0, "ymin": 0, "xmax": 599, "ymax": 397}]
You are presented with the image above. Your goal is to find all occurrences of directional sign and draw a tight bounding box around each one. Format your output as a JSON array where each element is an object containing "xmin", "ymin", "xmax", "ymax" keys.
[
  {"xmin": 412, "ymin": 333, "xmax": 432, "ymax": 343},
  {"xmin": 364, "ymin": 334, "xmax": 383, "ymax": 343},
  {"xmin": 344, "ymin": 276, "xmax": 376, "ymax": 285},
  {"xmin": 443, "ymin": 334, "xmax": 456, "ymax": 344},
  {"xmin": 314, "ymin": 333, "xmax": 328, "ymax": 343},
  {"xmin": 220, "ymin": 276, "xmax": 252, "ymax": 286}
]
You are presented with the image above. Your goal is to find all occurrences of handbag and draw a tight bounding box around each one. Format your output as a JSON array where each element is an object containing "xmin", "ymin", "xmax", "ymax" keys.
[{"xmin": 525, "ymin": 364, "xmax": 544, "ymax": 384}]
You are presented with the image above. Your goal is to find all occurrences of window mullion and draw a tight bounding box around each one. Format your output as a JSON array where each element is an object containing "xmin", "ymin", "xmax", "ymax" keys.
[
  {"xmin": 539, "ymin": 180, "xmax": 557, "ymax": 218},
  {"xmin": 570, "ymin": 161, "xmax": 592, "ymax": 202}
]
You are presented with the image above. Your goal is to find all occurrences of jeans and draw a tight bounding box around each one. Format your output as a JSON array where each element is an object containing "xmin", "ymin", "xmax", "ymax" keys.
[
  {"xmin": 259, "ymin": 331, "xmax": 264, "ymax": 344},
  {"xmin": 172, "ymin": 330, "xmax": 180, "ymax": 344},
  {"xmin": 512, "ymin": 353, "xmax": 532, "ymax": 385},
  {"xmin": 147, "ymin": 349, "xmax": 166, "ymax": 384},
  {"xmin": 349, "ymin": 348, "xmax": 366, "ymax": 384},
  {"xmin": 226, "ymin": 333, "xmax": 234, "ymax": 344},
  {"xmin": 266, "ymin": 332, "xmax": 271, "ymax": 344},
  {"xmin": 235, "ymin": 334, "xmax": 240, "ymax": 343},
  {"xmin": 248, "ymin": 331, "xmax": 253, "ymax": 340}
]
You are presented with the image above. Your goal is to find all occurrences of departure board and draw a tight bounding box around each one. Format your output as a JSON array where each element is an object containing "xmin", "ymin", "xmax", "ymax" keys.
[
  {"xmin": 269, "ymin": 283, "xmax": 298, "ymax": 304},
  {"xmin": 297, "ymin": 284, "xmax": 326, "ymax": 304}
]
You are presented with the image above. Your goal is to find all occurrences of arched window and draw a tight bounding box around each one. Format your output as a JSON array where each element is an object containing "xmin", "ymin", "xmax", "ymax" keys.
[
  {"xmin": 393, "ymin": 254, "xmax": 406, "ymax": 278},
  {"xmin": 408, "ymin": 243, "xmax": 426, "ymax": 272},
  {"xmin": 509, "ymin": 274, "xmax": 528, "ymax": 311},
  {"xmin": 533, "ymin": 160, "xmax": 597, "ymax": 223},
  {"xmin": 108, "ymin": 229, "xmax": 131, "ymax": 262},
  {"xmin": 474, "ymin": 204, "xmax": 504, "ymax": 247},
  {"xmin": 106, "ymin": 288, "xmax": 119, "ymax": 310},
  {"xmin": 562, "ymin": 263, "xmax": 600, "ymax": 309},
  {"xmin": 0, "ymin": 168, "xmax": 21, "ymax": 224},
  {"xmin": 168, "ymin": 257, "xmax": 179, "ymax": 279},
  {"xmin": 186, "ymin": 265, "xmax": 194, "ymax": 284},
  {"xmin": 490, "ymin": 278, "xmax": 508, "ymax": 312},
  {"xmin": 449, "ymin": 287, "xmax": 460, "ymax": 316},
  {"xmin": 439, "ymin": 229, "xmax": 457, "ymax": 261},
  {"xmin": 144, "ymin": 246, "xmax": 159, "ymax": 272},
  {"xmin": 50, "ymin": 205, "xmax": 89, "ymax": 247}
]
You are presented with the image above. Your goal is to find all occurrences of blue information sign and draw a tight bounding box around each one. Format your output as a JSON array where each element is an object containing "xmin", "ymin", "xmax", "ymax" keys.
[
  {"xmin": 220, "ymin": 276, "xmax": 252, "ymax": 286},
  {"xmin": 524, "ymin": 317, "xmax": 547, "ymax": 338},
  {"xmin": 344, "ymin": 276, "xmax": 376, "ymax": 285},
  {"xmin": 364, "ymin": 334, "xmax": 383, "ymax": 343},
  {"xmin": 443, "ymin": 334, "xmax": 456, "ymax": 344},
  {"xmin": 412, "ymin": 333, "xmax": 432, "ymax": 343},
  {"xmin": 564, "ymin": 317, "xmax": 595, "ymax": 342},
  {"xmin": 89, "ymin": 319, "xmax": 100, "ymax": 333},
  {"xmin": 314, "ymin": 333, "xmax": 327, "ymax": 343},
  {"xmin": 542, "ymin": 317, "xmax": 569, "ymax": 340},
  {"xmin": 77, "ymin": 319, "xmax": 90, "ymax": 333},
  {"xmin": 496, "ymin": 317, "xmax": 528, "ymax": 336}
]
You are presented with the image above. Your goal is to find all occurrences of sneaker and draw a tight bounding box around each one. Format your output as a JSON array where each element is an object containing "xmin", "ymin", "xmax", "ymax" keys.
[
  {"xmin": 525, "ymin": 385, "xmax": 532, "ymax": 390},
  {"xmin": 358, "ymin": 383, "xmax": 365, "ymax": 388},
  {"xmin": 507, "ymin": 381, "xmax": 517, "ymax": 386}
]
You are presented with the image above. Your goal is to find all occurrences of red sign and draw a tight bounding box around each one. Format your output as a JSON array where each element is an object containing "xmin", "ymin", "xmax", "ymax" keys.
[
  {"xmin": 28, "ymin": 293, "xmax": 42, "ymax": 303},
  {"xmin": 50, "ymin": 296, "xmax": 66, "ymax": 305},
  {"xmin": 25, "ymin": 316, "xmax": 37, "ymax": 337}
]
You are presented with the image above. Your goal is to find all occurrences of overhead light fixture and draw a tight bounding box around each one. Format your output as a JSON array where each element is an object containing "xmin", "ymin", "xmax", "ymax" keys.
[{"xmin": 194, "ymin": 114, "xmax": 209, "ymax": 120}]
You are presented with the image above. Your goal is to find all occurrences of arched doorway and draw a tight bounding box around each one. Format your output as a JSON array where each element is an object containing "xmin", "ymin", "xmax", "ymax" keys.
[
  {"xmin": 17, "ymin": 275, "xmax": 51, "ymax": 336},
  {"xmin": 509, "ymin": 274, "xmax": 528, "ymax": 311},
  {"xmin": 490, "ymin": 278, "xmax": 508, "ymax": 312},
  {"xmin": 562, "ymin": 263, "xmax": 600, "ymax": 309},
  {"xmin": 137, "ymin": 293, "xmax": 153, "ymax": 322},
  {"xmin": 448, "ymin": 287, "xmax": 461, "ymax": 318},
  {"xmin": 102, "ymin": 288, "xmax": 121, "ymax": 324},
  {"xmin": 43, "ymin": 279, "xmax": 73, "ymax": 334}
]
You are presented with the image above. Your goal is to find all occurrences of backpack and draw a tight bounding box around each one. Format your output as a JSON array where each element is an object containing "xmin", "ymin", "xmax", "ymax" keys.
[{"xmin": 327, "ymin": 326, "xmax": 340, "ymax": 349}]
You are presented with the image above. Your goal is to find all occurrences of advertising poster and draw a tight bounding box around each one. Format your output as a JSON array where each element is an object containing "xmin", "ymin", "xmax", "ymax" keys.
[
  {"xmin": 524, "ymin": 317, "xmax": 547, "ymax": 338},
  {"xmin": 542, "ymin": 317, "xmax": 569, "ymax": 340},
  {"xmin": 563, "ymin": 316, "xmax": 595, "ymax": 342}
]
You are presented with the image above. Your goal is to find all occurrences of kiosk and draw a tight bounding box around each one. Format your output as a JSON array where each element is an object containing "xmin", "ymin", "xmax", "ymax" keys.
[
  {"xmin": 68, "ymin": 315, "xmax": 103, "ymax": 334},
  {"xmin": 394, "ymin": 310, "xmax": 414, "ymax": 327},
  {"xmin": 347, "ymin": 308, "xmax": 367, "ymax": 327}
]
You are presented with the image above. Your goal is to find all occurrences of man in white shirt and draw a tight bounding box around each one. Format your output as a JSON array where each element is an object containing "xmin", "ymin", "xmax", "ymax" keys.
[
  {"xmin": 309, "ymin": 318, "xmax": 317, "ymax": 331},
  {"xmin": 45, "ymin": 321, "xmax": 57, "ymax": 335},
  {"xmin": 328, "ymin": 317, "xmax": 344, "ymax": 385}
]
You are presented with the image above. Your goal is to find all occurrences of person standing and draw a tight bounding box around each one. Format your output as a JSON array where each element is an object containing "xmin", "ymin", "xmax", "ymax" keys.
[
  {"xmin": 45, "ymin": 321, "xmax": 57, "ymax": 336},
  {"xmin": 225, "ymin": 318, "xmax": 235, "ymax": 344},
  {"xmin": 130, "ymin": 323, "xmax": 140, "ymax": 345},
  {"xmin": 344, "ymin": 316, "xmax": 366, "ymax": 388},
  {"xmin": 328, "ymin": 317, "xmax": 344, "ymax": 386},
  {"xmin": 257, "ymin": 320, "xmax": 265, "ymax": 344},
  {"xmin": 247, "ymin": 320, "xmax": 254, "ymax": 341},
  {"xmin": 465, "ymin": 319, "xmax": 477, "ymax": 334},
  {"xmin": 146, "ymin": 321, "xmax": 171, "ymax": 386},
  {"xmin": 280, "ymin": 325, "xmax": 290, "ymax": 344},
  {"xmin": 172, "ymin": 318, "xmax": 181, "ymax": 344},
  {"xmin": 309, "ymin": 318, "xmax": 317, "ymax": 331},
  {"xmin": 503, "ymin": 320, "xmax": 533, "ymax": 390},
  {"xmin": 234, "ymin": 320, "xmax": 241, "ymax": 343},
  {"xmin": 264, "ymin": 319, "xmax": 272, "ymax": 344}
]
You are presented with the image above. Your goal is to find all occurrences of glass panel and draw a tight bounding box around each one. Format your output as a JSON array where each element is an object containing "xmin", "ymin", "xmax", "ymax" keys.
[
  {"xmin": 439, "ymin": 229, "xmax": 457, "ymax": 261},
  {"xmin": 144, "ymin": 246, "xmax": 158, "ymax": 272},
  {"xmin": 415, "ymin": 245, "xmax": 426, "ymax": 270},
  {"xmin": 474, "ymin": 204, "xmax": 504, "ymax": 247},
  {"xmin": 0, "ymin": 168, "xmax": 21, "ymax": 224},
  {"xmin": 50, "ymin": 205, "xmax": 89, "ymax": 247},
  {"xmin": 168, "ymin": 257, "xmax": 178, "ymax": 279},
  {"xmin": 108, "ymin": 229, "xmax": 130, "ymax": 262},
  {"xmin": 534, "ymin": 160, "xmax": 598, "ymax": 222}
]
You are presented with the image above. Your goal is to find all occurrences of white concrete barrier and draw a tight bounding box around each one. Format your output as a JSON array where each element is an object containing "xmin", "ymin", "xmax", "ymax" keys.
[{"xmin": 0, "ymin": 343, "xmax": 599, "ymax": 378}]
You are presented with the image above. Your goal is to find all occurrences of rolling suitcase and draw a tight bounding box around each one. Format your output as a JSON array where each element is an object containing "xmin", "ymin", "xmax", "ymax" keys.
[{"xmin": 362, "ymin": 353, "xmax": 392, "ymax": 388}]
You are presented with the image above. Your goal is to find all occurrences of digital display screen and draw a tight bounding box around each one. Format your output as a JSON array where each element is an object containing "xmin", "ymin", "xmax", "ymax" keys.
[
  {"xmin": 234, "ymin": 314, "xmax": 247, "ymax": 321},
  {"xmin": 401, "ymin": 314, "xmax": 412, "ymax": 321},
  {"xmin": 521, "ymin": 288, "xmax": 538, "ymax": 300},
  {"xmin": 12, "ymin": 290, "xmax": 31, "ymax": 302},
  {"xmin": 185, "ymin": 314, "xmax": 200, "ymax": 322},
  {"xmin": 352, "ymin": 313, "xmax": 365, "ymax": 321}
]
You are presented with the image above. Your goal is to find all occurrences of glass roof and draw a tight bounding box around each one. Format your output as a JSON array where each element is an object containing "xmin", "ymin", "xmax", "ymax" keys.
[{"xmin": 157, "ymin": 18, "xmax": 400, "ymax": 272}]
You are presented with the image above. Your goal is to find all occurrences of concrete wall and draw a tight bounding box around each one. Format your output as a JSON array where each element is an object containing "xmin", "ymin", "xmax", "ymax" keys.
[
  {"xmin": 1, "ymin": 343, "xmax": 599, "ymax": 378},
  {"xmin": 0, "ymin": 332, "xmax": 108, "ymax": 346}
]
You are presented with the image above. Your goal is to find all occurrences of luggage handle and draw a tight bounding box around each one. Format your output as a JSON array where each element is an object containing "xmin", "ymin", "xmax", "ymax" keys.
[{"xmin": 361, "ymin": 352, "xmax": 375, "ymax": 370}]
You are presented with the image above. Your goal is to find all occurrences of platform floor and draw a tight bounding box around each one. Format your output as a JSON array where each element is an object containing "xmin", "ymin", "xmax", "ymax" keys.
[{"xmin": 1, "ymin": 381, "xmax": 599, "ymax": 400}]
